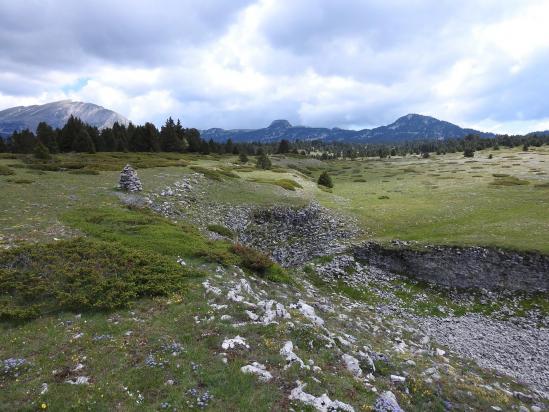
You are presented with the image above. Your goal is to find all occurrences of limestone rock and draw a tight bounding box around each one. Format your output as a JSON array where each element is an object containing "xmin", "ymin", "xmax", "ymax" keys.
[{"xmin": 374, "ymin": 391, "xmax": 404, "ymax": 412}]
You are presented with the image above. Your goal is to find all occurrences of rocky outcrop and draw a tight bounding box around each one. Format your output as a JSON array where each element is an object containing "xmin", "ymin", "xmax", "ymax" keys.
[
  {"xmin": 354, "ymin": 242, "xmax": 549, "ymax": 292},
  {"xmin": 118, "ymin": 164, "xmax": 142, "ymax": 192}
]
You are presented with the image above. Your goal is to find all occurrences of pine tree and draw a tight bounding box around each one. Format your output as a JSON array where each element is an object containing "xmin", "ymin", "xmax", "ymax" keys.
[
  {"xmin": 239, "ymin": 152, "xmax": 248, "ymax": 163},
  {"xmin": 33, "ymin": 142, "xmax": 51, "ymax": 160},
  {"xmin": 72, "ymin": 129, "xmax": 96, "ymax": 153},
  {"xmin": 317, "ymin": 171, "xmax": 333, "ymax": 188},
  {"xmin": 36, "ymin": 122, "xmax": 59, "ymax": 153},
  {"xmin": 59, "ymin": 115, "xmax": 84, "ymax": 152},
  {"xmin": 101, "ymin": 128, "xmax": 116, "ymax": 151},
  {"xmin": 276, "ymin": 139, "xmax": 290, "ymax": 154},
  {"xmin": 12, "ymin": 129, "xmax": 37, "ymax": 153},
  {"xmin": 160, "ymin": 117, "xmax": 184, "ymax": 152},
  {"xmin": 0, "ymin": 137, "xmax": 6, "ymax": 153},
  {"xmin": 463, "ymin": 147, "xmax": 475, "ymax": 158},
  {"xmin": 225, "ymin": 138, "xmax": 234, "ymax": 154},
  {"xmin": 256, "ymin": 153, "xmax": 272, "ymax": 169}
]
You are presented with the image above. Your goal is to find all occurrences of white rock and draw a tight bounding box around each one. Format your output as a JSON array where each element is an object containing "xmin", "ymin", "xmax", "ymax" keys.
[
  {"xmin": 290, "ymin": 300, "xmax": 324, "ymax": 326},
  {"xmin": 202, "ymin": 280, "xmax": 222, "ymax": 296},
  {"xmin": 289, "ymin": 380, "xmax": 354, "ymax": 412},
  {"xmin": 66, "ymin": 376, "xmax": 90, "ymax": 385},
  {"xmin": 435, "ymin": 348, "xmax": 446, "ymax": 357},
  {"xmin": 221, "ymin": 336, "xmax": 249, "ymax": 350},
  {"xmin": 342, "ymin": 354, "xmax": 363, "ymax": 378},
  {"xmin": 40, "ymin": 383, "xmax": 48, "ymax": 395},
  {"xmin": 390, "ymin": 375, "xmax": 406, "ymax": 383},
  {"xmin": 280, "ymin": 341, "xmax": 306, "ymax": 369},
  {"xmin": 240, "ymin": 362, "xmax": 273, "ymax": 382},
  {"xmin": 246, "ymin": 310, "xmax": 259, "ymax": 321},
  {"xmin": 374, "ymin": 391, "xmax": 404, "ymax": 412}
]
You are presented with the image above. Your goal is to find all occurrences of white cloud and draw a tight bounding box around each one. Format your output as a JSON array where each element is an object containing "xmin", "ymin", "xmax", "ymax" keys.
[{"xmin": 1, "ymin": 0, "xmax": 548, "ymax": 133}]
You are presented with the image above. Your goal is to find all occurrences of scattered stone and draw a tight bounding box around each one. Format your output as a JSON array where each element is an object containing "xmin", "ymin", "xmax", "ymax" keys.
[
  {"xmin": 291, "ymin": 300, "xmax": 325, "ymax": 326},
  {"xmin": 2, "ymin": 358, "xmax": 26, "ymax": 376},
  {"xmin": 342, "ymin": 354, "xmax": 363, "ymax": 378},
  {"xmin": 118, "ymin": 164, "xmax": 143, "ymax": 192},
  {"xmin": 374, "ymin": 391, "xmax": 404, "ymax": 412},
  {"xmin": 280, "ymin": 341, "xmax": 306, "ymax": 370},
  {"xmin": 241, "ymin": 362, "xmax": 273, "ymax": 382},
  {"xmin": 221, "ymin": 336, "xmax": 249, "ymax": 350},
  {"xmin": 289, "ymin": 380, "xmax": 354, "ymax": 412},
  {"xmin": 390, "ymin": 375, "xmax": 406, "ymax": 383},
  {"xmin": 66, "ymin": 376, "xmax": 90, "ymax": 385}
]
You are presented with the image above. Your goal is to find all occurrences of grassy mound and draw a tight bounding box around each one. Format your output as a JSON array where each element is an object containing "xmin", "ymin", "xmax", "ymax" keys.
[
  {"xmin": 0, "ymin": 239, "xmax": 193, "ymax": 321},
  {"xmin": 490, "ymin": 176, "xmax": 530, "ymax": 186},
  {"xmin": 207, "ymin": 224, "xmax": 234, "ymax": 238},
  {"xmin": 0, "ymin": 165, "xmax": 15, "ymax": 175}
]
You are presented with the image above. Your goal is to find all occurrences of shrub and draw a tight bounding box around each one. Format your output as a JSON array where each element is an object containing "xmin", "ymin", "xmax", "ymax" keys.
[
  {"xmin": 317, "ymin": 171, "xmax": 333, "ymax": 188},
  {"xmin": 231, "ymin": 243, "xmax": 273, "ymax": 273},
  {"xmin": 488, "ymin": 154, "xmax": 493, "ymax": 159},
  {"xmin": 256, "ymin": 154, "xmax": 272, "ymax": 170},
  {"xmin": 0, "ymin": 238, "xmax": 191, "ymax": 321},
  {"xmin": 239, "ymin": 153, "xmax": 248, "ymax": 163},
  {"xmin": 0, "ymin": 165, "xmax": 15, "ymax": 175},
  {"xmin": 33, "ymin": 142, "xmax": 51, "ymax": 160},
  {"xmin": 207, "ymin": 224, "xmax": 234, "ymax": 238},
  {"xmin": 464, "ymin": 148, "xmax": 475, "ymax": 158}
]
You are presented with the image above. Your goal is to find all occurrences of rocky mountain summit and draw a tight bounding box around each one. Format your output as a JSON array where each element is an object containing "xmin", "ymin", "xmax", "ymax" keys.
[
  {"xmin": 201, "ymin": 114, "xmax": 494, "ymax": 144},
  {"xmin": 0, "ymin": 100, "xmax": 128, "ymax": 136}
]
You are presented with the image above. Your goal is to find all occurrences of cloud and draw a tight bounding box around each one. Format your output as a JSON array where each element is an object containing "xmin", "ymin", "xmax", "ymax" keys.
[{"xmin": 0, "ymin": 0, "xmax": 548, "ymax": 133}]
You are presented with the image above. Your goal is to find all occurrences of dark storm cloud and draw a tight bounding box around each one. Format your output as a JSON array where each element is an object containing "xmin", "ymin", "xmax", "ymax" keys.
[{"xmin": 0, "ymin": 0, "xmax": 254, "ymax": 69}]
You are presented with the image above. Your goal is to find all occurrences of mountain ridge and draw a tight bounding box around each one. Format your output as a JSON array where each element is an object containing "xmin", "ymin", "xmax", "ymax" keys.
[
  {"xmin": 202, "ymin": 113, "xmax": 496, "ymax": 143},
  {"xmin": 0, "ymin": 100, "xmax": 129, "ymax": 137}
]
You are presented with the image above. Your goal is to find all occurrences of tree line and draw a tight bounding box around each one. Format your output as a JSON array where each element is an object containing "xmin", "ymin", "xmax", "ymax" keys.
[{"xmin": 0, "ymin": 115, "xmax": 547, "ymax": 159}]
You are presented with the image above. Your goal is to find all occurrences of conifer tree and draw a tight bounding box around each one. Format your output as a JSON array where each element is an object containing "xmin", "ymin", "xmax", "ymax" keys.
[
  {"xmin": 33, "ymin": 141, "xmax": 51, "ymax": 160},
  {"xmin": 317, "ymin": 171, "xmax": 333, "ymax": 188},
  {"xmin": 36, "ymin": 122, "xmax": 59, "ymax": 153},
  {"xmin": 72, "ymin": 129, "xmax": 96, "ymax": 153},
  {"xmin": 256, "ymin": 153, "xmax": 272, "ymax": 169}
]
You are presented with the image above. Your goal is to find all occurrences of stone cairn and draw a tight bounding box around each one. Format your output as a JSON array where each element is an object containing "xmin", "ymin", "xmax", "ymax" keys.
[{"xmin": 118, "ymin": 164, "xmax": 143, "ymax": 192}]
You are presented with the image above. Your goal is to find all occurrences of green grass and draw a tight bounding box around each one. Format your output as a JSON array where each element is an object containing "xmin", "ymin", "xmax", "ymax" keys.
[
  {"xmin": 313, "ymin": 147, "xmax": 549, "ymax": 253},
  {"xmin": 64, "ymin": 207, "xmax": 238, "ymax": 265}
]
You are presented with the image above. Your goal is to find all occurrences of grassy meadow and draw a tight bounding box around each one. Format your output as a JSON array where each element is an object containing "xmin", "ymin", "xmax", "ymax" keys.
[{"xmin": 0, "ymin": 147, "xmax": 548, "ymax": 410}]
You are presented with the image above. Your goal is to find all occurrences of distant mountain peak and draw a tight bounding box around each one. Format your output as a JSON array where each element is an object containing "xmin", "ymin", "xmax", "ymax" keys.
[
  {"xmin": 201, "ymin": 114, "xmax": 494, "ymax": 144},
  {"xmin": 268, "ymin": 119, "xmax": 292, "ymax": 129},
  {"xmin": 0, "ymin": 100, "xmax": 128, "ymax": 136}
]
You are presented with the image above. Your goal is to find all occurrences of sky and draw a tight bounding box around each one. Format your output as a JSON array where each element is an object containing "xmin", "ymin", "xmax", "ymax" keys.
[{"xmin": 1, "ymin": 0, "xmax": 549, "ymax": 134}]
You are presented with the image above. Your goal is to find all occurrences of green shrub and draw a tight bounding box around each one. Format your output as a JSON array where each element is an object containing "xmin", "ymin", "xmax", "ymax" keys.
[
  {"xmin": 0, "ymin": 239, "xmax": 192, "ymax": 321},
  {"xmin": 231, "ymin": 243, "xmax": 273, "ymax": 273},
  {"xmin": 190, "ymin": 166, "xmax": 223, "ymax": 181},
  {"xmin": 207, "ymin": 224, "xmax": 234, "ymax": 238},
  {"xmin": 317, "ymin": 171, "xmax": 333, "ymax": 188},
  {"xmin": 0, "ymin": 165, "xmax": 15, "ymax": 175}
]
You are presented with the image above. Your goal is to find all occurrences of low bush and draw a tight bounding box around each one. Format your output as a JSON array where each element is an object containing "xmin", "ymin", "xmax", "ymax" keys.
[
  {"xmin": 317, "ymin": 171, "xmax": 333, "ymax": 188},
  {"xmin": 230, "ymin": 243, "xmax": 291, "ymax": 282},
  {"xmin": 274, "ymin": 179, "xmax": 302, "ymax": 191},
  {"xmin": 0, "ymin": 238, "xmax": 192, "ymax": 321}
]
